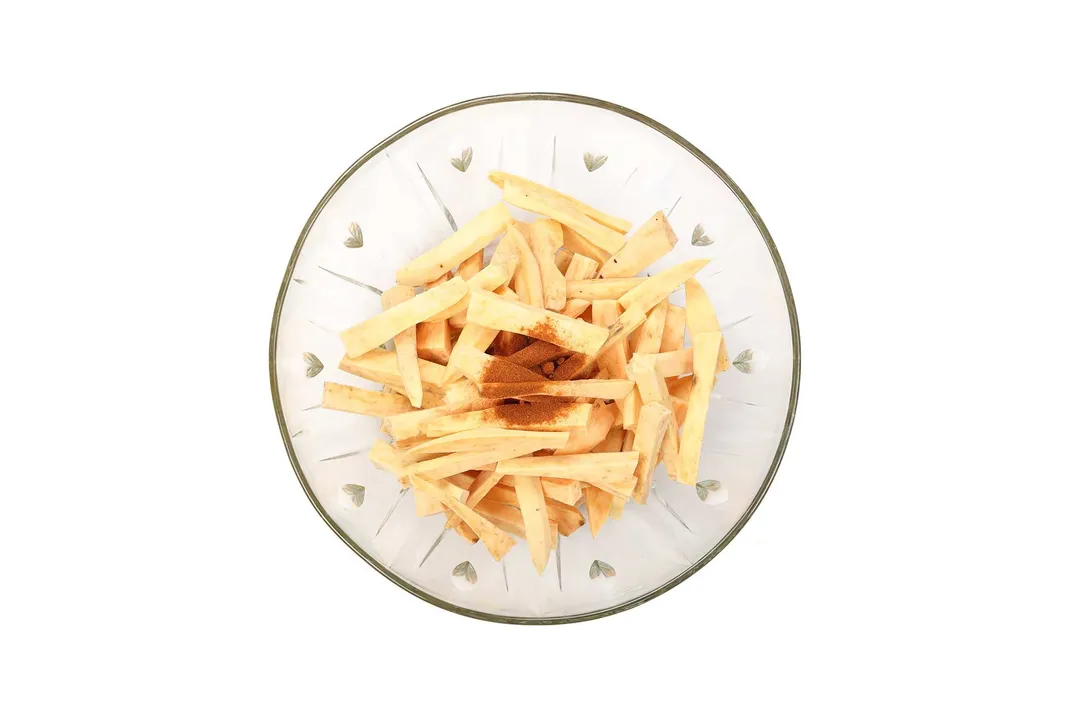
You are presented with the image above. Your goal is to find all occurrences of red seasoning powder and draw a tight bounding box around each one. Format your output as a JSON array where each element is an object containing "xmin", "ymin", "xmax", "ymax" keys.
[{"xmin": 489, "ymin": 401, "xmax": 575, "ymax": 428}]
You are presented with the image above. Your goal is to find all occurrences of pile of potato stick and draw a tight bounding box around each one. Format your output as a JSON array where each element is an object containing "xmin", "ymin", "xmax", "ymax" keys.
[{"xmin": 322, "ymin": 171, "xmax": 731, "ymax": 574}]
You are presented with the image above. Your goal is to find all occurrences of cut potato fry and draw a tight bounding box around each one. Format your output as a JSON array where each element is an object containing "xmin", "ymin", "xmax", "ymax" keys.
[
  {"xmin": 590, "ymin": 300, "xmax": 638, "ymax": 427},
  {"xmin": 559, "ymin": 254, "xmax": 601, "ymax": 318},
  {"xmin": 582, "ymin": 424, "xmax": 624, "ymax": 535},
  {"xmin": 583, "ymin": 487, "xmax": 613, "ymax": 537},
  {"xmin": 410, "ymin": 475, "xmax": 515, "ymax": 560},
  {"xmin": 627, "ymin": 354, "xmax": 680, "ymax": 480},
  {"xmin": 683, "ymin": 277, "xmax": 721, "ymax": 336},
  {"xmin": 506, "ymin": 223, "xmax": 544, "ymax": 307},
  {"xmin": 500, "ymin": 177, "xmax": 626, "ymax": 255},
  {"xmin": 660, "ymin": 304, "xmax": 686, "ymax": 352},
  {"xmin": 489, "ymin": 171, "xmax": 632, "ymax": 233},
  {"xmin": 495, "ymin": 452, "xmax": 639, "ymax": 484},
  {"xmin": 405, "ymin": 438, "xmax": 560, "ymax": 481},
  {"xmin": 380, "ymin": 285, "xmax": 423, "ymax": 407},
  {"xmin": 677, "ymin": 331, "xmax": 721, "ymax": 485},
  {"xmin": 528, "ymin": 219, "xmax": 566, "ymax": 311},
  {"xmin": 466, "ymin": 290, "xmax": 608, "ymax": 355},
  {"xmin": 341, "ymin": 276, "xmax": 468, "ymax": 358},
  {"xmin": 478, "ymin": 379, "xmax": 634, "ymax": 401},
  {"xmin": 414, "ymin": 472, "xmax": 474, "ymax": 517},
  {"xmin": 560, "ymin": 224, "xmax": 611, "ymax": 265},
  {"xmin": 322, "ymin": 381, "xmax": 413, "ymax": 417},
  {"xmin": 566, "ymin": 278, "xmax": 644, "ymax": 301},
  {"xmin": 396, "ymin": 203, "xmax": 511, "ymax": 286},
  {"xmin": 400, "ymin": 428, "xmax": 570, "ymax": 460},
  {"xmin": 339, "ymin": 348, "xmax": 446, "ymax": 392},
  {"xmin": 512, "ymin": 475, "xmax": 553, "ymax": 573},
  {"xmin": 422, "ymin": 402, "xmax": 592, "ymax": 437},
  {"xmin": 631, "ymin": 401, "xmax": 673, "ymax": 503},
  {"xmin": 618, "ymin": 258, "xmax": 710, "ymax": 314},
  {"xmin": 382, "ymin": 400, "xmax": 481, "ymax": 442},
  {"xmin": 598, "ymin": 211, "xmax": 678, "ymax": 278},
  {"xmin": 577, "ymin": 303, "xmax": 647, "ymax": 380}
]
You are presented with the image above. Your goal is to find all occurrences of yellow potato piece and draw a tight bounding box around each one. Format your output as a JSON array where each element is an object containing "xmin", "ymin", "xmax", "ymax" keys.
[
  {"xmin": 598, "ymin": 211, "xmax": 678, "ymax": 278},
  {"xmin": 395, "ymin": 203, "xmax": 511, "ymax": 286},
  {"xmin": 340, "ymin": 276, "xmax": 468, "ymax": 358}
]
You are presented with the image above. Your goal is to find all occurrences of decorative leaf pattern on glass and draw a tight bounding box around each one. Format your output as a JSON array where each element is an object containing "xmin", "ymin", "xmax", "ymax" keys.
[
  {"xmin": 696, "ymin": 479, "xmax": 722, "ymax": 502},
  {"xmin": 733, "ymin": 349, "xmax": 754, "ymax": 374},
  {"xmin": 342, "ymin": 484, "xmax": 366, "ymax": 507},
  {"xmin": 344, "ymin": 222, "xmax": 364, "ymax": 248},
  {"xmin": 450, "ymin": 146, "xmax": 473, "ymax": 172},
  {"xmin": 303, "ymin": 352, "xmax": 324, "ymax": 378},
  {"xmin": 452, "ymin": 560, "xmax": 478, "ymax": 585},
  {"xmin": 583, "ymin": 152, "xmax": 608, "ymax": 172},
  {"xmin": 691, "ymin": 224, "xmax": 713, "ymax": 247},
  {"xmin": 589, "ymin": 560, "xmax": 616, "ymax": 579}
]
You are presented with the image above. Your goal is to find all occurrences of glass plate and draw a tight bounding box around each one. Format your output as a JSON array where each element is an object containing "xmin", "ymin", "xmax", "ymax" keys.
[{"xmin": 269, "ymin": 93, "xmax": 800, "ymax": 623}]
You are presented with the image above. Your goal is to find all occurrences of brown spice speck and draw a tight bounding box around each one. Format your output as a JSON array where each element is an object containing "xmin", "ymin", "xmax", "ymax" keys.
[
  {"xmin": 524, "ymin": 318, "xmax": 568, "ymax": 347},
  {"xmin": 541, "ymin": 361, "xmax": 556, "ymax": 376}
]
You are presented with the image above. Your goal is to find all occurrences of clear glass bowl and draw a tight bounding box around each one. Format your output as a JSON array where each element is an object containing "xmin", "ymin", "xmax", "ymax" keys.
[{"xmin": 269, "ymin": 93, "xmax": 800, "ymax": 623}]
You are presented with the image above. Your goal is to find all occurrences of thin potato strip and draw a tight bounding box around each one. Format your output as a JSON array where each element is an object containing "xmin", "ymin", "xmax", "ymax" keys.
[
  {"xmin": 677, "ymin": 331, "xmax": 722, "ymax": 485},
  {"xmin": 478, "ymin": 379, "xmax": 634, "ymax": 401},
  {"xmin": 495, "ymin": 452, "xmax": 639, "ymax": 483},
  {"xmin": 627, "ymin": 355, "xmax": 680, "ymax": 480},
  {"xmin": 566, "ymin": 278, "xmax": 644, "ymax": 301},
  {"xmin": 340, "ymin": 276, "xmax": 468, "ymax": 358},
  {"xmin": 683, "ymin": 277, "xmax": 721, "ymax": 336},
  {"xmin": 631, "ymin": 402, "xmax": 672, "ymax": 503},
  {"xmin": 560, "ymin": 224, "xmax": 611, "ymax": 265},
  {"xmin": 513, "ymin": 476, "xmax": 553, "ymax": 573},
  {"xmin": 421, "ymin": 402, "xmax": 592, "ymax": 437},
  {"xmin": 396, "ymin": 203, "xmax": 511, "ymax": 285},
  {"xmin": 405, "ymin": 440, "xmax": 559, "ymax": 481},
  {"xmin": 500, "ymin": 475, "xmax": 583, "ymax": 507},
  {"xmin": 501, "ymin": 179, "xmax": 626, "ymax": 255},
  {"xmin": 400, "ymin": 429, "xmax": 570, "ymax": 460},
  {"xmin": 322, "ymin": 381, "xmax": 413, "ymax": 417},
  {"xmin": 507, "ymin": 223, "xmax": 544, "ymax": 307},
  {"xmin": 617, "ymin": 258, "xmax": 710, "ymax": 313},
  {"xmin": 466, "ymin": 289, "xmax": 608, "ymax": 355},
  {"xmin": 528, "ymin": 219, "xmax": 567, "ymax": 311},
  {"xmin": 381, "ymin": 285, "xmax": 423, "ymax": 407},
  {"xmin": 598, "ymin": 211, "xmax": 678, "ymax": 278},
  {"xmin": 489, "ymin": 171, "xmax": 631, "ymax": 233}
]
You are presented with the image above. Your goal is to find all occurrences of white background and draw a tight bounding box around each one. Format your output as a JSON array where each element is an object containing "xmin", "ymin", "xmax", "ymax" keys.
[{"xmin": 2, "ymin": 2, "xmax": 1078, "ymax": 718}]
